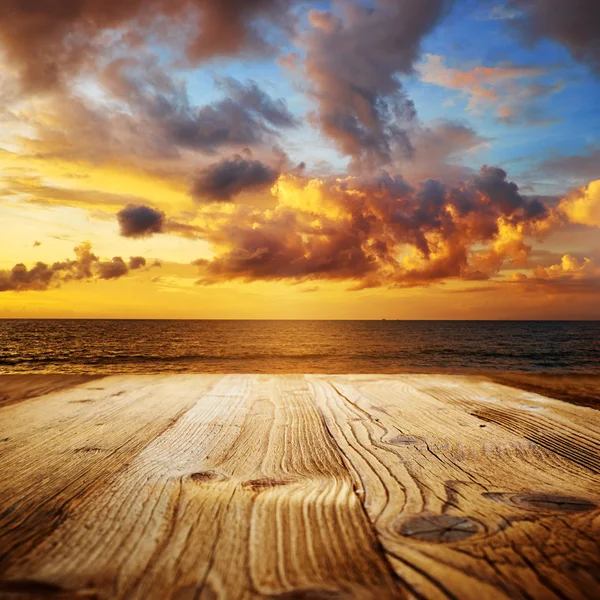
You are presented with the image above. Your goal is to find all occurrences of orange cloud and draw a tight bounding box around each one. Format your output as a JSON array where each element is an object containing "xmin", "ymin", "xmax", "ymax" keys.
[
  {"xmin": 190, "ymin": 166, "xmax": 554, "ymax": 288},
  {"xmin": 419, "ymin": 54, "xmax": 560, "ymax": 124},
  {"xmin": 533, "ymin": 254, "xmax": 600, "ymax": 279},
  {"xmin": 512, "ymin": 253, "xmax": 600, "ymax": 295},
  {"xmin": 557, "ymin": 179, "xmax": 600, "ymax": 227},
  {"xmin": 0, "ymin": 242, "xmax": 148, "ymax": 292}
]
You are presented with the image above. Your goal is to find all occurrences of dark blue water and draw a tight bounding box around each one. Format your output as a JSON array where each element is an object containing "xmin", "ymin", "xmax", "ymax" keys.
[{"xmin": 0, "ymin": 320, "xmax": 598, "ymax": 374}]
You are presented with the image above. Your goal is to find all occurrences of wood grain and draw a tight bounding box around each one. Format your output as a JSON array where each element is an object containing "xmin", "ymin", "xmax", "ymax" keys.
[
  {"xmin": 1, "ymin": 375, "xmax": 599, "ymax": 599},
  {"xmin": 0, "ymin": 375, "xmax": 101, "ymax": 409},
  {"xmin": 0, "ymin": 375, "xmax": 403, "ymax": 599},
  {"xmin": 308, "ymin": 375, "xmax": 600, "ymax": 600},
  {"xmin": 484, "ymin": 374, "xmax": 600, "ymax": 411},
  {"xmin": 0, "ymin": 375, "xmax": 221, "ymax": 571}
]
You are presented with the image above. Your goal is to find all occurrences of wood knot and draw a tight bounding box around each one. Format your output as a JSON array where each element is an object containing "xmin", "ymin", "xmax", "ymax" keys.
[
  {"xmin": 388, "ymin": 436, "xmax": 417, "ymax": 445},
  {"xmin": 398, "ymin": 514, "xmax": 478, "ymax": 543},
  {"xmin": 189, "ymin": 471, "xmax": 222, "ymax": 483},
  {"xmin": 483, "ymin": 492, "xmax": 596, "ymax": 512},
  {"xmin": 73, "ymin": 447, "xmax": 107, "ymax": 454},
  {"xmin": 242, "ymin": 478, "xmax": 289, "ymax": 491}
]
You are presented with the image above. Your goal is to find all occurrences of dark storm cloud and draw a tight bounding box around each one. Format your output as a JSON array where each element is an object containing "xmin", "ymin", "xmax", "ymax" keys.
[
  {"xmin": 0, "ymin": 242, "xmax": 144, "ymax": 291},
  {"xmin": 509, "ymin": 0, "xmax": 600, "ymax": 74},
  {"xmin": 192, "ymin": 155, "xmax": 279, "ymax": 202},
  {"xmin": 118, "ymin": 204, "xmax": 166, "ymax": 238},
  {"xmin": 0, "ymin": 0, "xmax": 297, "ymax": 92},
  {"xmin": 299, "ymin": 0, "xmax": 453, "ymax": 170}
]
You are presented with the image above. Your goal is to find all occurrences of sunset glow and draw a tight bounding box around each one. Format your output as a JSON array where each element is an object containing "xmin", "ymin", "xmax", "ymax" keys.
[{"xmin": 1, "ymin": 0, "xmax": 599, "ymax": 318}]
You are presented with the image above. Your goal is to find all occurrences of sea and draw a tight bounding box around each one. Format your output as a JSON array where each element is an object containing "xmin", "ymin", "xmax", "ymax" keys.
[{"xmin": 0, "ymin": 320, "xmax": 598, "ymax": 374}]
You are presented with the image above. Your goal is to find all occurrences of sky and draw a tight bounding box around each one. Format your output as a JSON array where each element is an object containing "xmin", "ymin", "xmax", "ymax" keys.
[{"xmin": 0, "ymin": 0, "xmax": 599, "ymax": 319}]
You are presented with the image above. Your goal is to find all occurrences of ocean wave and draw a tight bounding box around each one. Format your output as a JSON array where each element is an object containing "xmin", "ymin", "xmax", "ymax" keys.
[{"xmin": 0, "ymin": 352, "xmax": 334, "ymax": 366}]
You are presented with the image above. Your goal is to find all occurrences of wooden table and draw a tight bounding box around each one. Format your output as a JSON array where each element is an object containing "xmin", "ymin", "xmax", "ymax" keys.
[{"xmin": 0, "ymin": 375, "xmax": 599, "ymax": 599}]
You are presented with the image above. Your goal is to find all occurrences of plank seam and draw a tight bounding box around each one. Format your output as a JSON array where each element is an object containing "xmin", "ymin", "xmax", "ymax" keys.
[{"xmin": 309, "ymin": 378, "xmax": 410, "ymax": 599}]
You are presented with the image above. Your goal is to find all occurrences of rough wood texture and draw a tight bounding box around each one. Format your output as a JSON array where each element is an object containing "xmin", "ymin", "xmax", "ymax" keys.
[
  {"xmin": 0, "ymin": 375, "xmax": 599, "ymax": 599},
  {"xmin": 484, "ymin": 374, "xmax": 600, "ymax": 410},
  {"xmin": 0, "ymin": 375, "xmax": 101, "ymax": 409}
]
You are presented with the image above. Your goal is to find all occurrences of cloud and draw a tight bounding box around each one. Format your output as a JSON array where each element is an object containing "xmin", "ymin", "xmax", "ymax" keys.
[
  {"xmin": 482, "ymin": 5, "xmax": 522, "ymax": 20},
  {"xmin": 128, "ymin": 256, "xmax": 147, "ymax": 270},
  {"xmin": 419, "ymin": 54, "xmax": 560, "ymax": 124},
  {"xmin": 191, "ymin": 166, "xmax": 556, "ymax": 288},
  {"xmin": 295, "ymin": 0, "xmax": 452, "ymax": 170},
  {"xmin": 183, "ymin": 1, "xmax": 297, "ymax": 63},
  {"xmin": 0, "ymin": 242, "xmax": 145, "ymax": 292},
  {"xmin": 557, "ymin": 179, "xmax": 600, "ymax": 227},
  {"xmin": 161, "ymin": 220, "xmax": 204, "ymax": 239},
  {"xmin": 98, "ymin": 62, "xmax": 299, "ymax": 156},
  {"xmin": 0, "ymin": 263, "xmax": 57, "ymax": 293},
  {"xmin": 534, "ymin": 254, "xmax": 600, "ymax": 279},
  {"xmin": 0, "ymin": 0, "xmax": 297, "ymax": 92},
  {"xmin": 97, "ymin": 257, "xmax": 129, "ymax": 280},
  {"xmin": 401, "ymin": 120, "xmax": 491, "ymax": 184},
  {"xmin": 537, "ymin": 147, "xmax": 600, "ymax": 184},
  {"xmin": 118, "ymin": 204, "xmax": 166, "ymax": 238},
  {"xmin": 116, "ymin": 203, "xmax": 203, "ymax": 239},
  {"xmin": 508, "ymin": 0, "xmax": 600, "ymax": 75},
  {"xmin": 3, "ymin": 179, "xmax": 153, "ymax": 210},
  {"xmin": 513, "ymin": 253, "xmax": 600, "ymax": 294},
  {"xmin": 17, "ymin": 65, "xmax": 298, "ymax": 168},
  {"xmin": 216, "ymin": 77, "xmax": 299, "ymax": 129},
  {"xmin": 191, "ymin": 154, "xmax": 279, "ymax": 202}
]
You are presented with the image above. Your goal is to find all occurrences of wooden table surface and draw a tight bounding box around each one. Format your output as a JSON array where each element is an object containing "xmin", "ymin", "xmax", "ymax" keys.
[{"xmin": 0, "ymin": 374, "xmax": 599, "ymax": 599}]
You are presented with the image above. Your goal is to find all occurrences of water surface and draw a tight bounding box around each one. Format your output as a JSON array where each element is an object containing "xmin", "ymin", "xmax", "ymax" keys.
[{"xmin": 1, "ymin": 320, "xmax": 598, "ymax": 374}]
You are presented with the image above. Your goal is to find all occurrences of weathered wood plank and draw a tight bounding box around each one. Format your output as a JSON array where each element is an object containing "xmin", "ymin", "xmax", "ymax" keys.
[
  {"xmin": 0, "ymin": 374, "xmax": 222, "ymax": 571},
  {"xmin": 309, "ymin": 375, "xmax": 600, "ymax": 600},
  {"xmin": 0, "ymin": 375, "xmax": 101, "ymax": 409},
  {"xmin": 469, "ymin": 377, "xmax": 600, "ymax": 440},
  {"xmin": 484, "ymin": 374, "xmax": 600, "ymax": 411},
  {"xmin": 404, "ymin": 375, "xmax": 600, "ymax": 474},
  {"xmin": 1, "ymin": 375, "xmax": 403, "ymax": 600}
]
